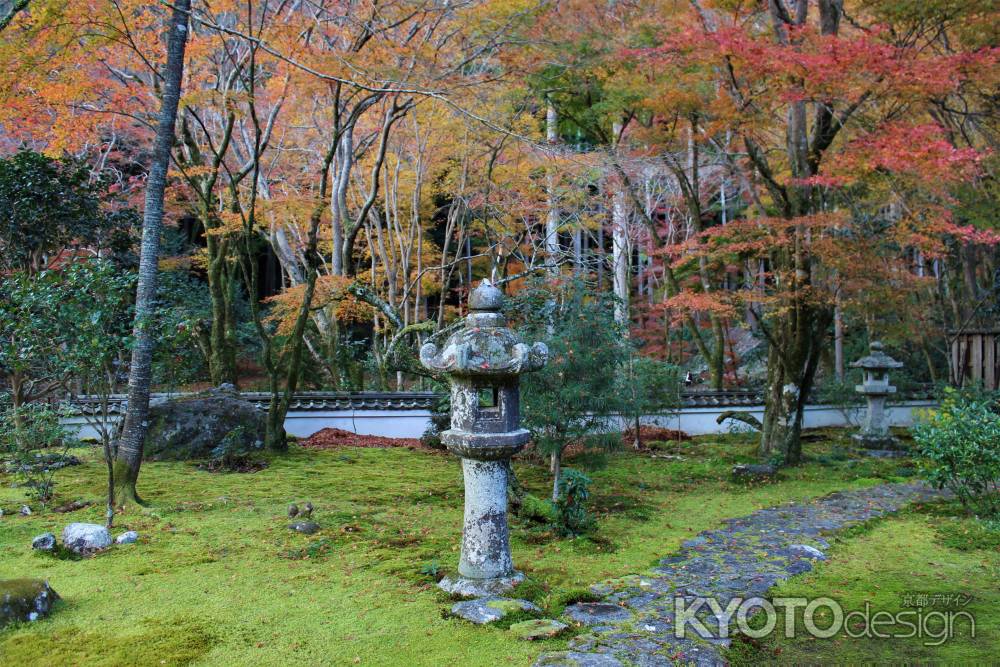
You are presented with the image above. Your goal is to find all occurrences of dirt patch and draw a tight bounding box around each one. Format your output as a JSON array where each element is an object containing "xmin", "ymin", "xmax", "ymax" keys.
[
  {"xmin": 300, "ymin": 428, "xmax": 424, "ymax": 450},
  {"xmin": 196, "ymin": 459, "xmax": 269, "ymax": 473},
  {"xmin": 623, "ymin": 426, "xmax": 692, "ymax": 446}
]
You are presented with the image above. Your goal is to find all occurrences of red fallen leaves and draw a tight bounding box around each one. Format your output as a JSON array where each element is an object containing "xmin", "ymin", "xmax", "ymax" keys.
[{"xmin": 299, "ymin": 427, "xmax": 423, "ymax": 450}]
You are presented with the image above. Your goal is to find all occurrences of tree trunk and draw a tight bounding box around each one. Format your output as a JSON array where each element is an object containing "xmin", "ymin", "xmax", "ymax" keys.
[
  {"xmin": 114, "ymin": 0, "xmax": 191, "ymax": 505},
  {"xmin": 545, "ymin": 101, "xmax": 560, "ymax": 277},
  {"xmin": 551, "ymin": 448, "xmax": 562, "ymax": 503},
  {"xmin": 206, "ymin": 234, "xmax": 238, "ymax": 386},
  {"xmin": 834, "ymin": 303, "xmax": 845, "ymax": 381},
  {"xmin": 759, "ymin": 305, "xmax": 832, "ymax": 464}
]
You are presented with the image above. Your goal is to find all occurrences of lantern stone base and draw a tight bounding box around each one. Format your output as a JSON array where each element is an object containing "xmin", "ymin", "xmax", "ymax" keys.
[
  {"xmin": 852, "ymin": 433, "xmax": 901, "ymax": 450},
  {"xmin": 438, "ymin": 571, "xmax": 525, "ymax": 599}
]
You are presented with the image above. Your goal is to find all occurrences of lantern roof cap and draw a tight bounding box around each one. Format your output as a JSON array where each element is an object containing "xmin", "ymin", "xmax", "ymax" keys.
[
  {"xmin": 418, "ymin": 280, "xmax": 547, "ymax": 378},
  {"xmin": 469, "ymin": 279, "xmax": 504, "ymax": 312},
  {"xmin": 850, "ymin": 341, "xmax": 903, "ymax": 370}
]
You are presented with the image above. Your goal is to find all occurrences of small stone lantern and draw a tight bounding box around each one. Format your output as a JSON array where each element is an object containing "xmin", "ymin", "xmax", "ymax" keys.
[
  {"xmin": 419, "ymin": 280, "xmax": 547, "ymax": 597},
  {"xmin": 851, "ymin": 341, "xmax": 903, "ymax": 448}
]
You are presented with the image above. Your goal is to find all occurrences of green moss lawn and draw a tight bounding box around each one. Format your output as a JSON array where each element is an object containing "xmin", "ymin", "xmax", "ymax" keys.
[{"xmin": 1, "ymin": 433, "xmax": 996, "ymax": 665}]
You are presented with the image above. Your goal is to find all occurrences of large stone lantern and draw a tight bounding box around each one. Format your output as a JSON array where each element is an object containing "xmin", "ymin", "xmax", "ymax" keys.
[
  {"xmin": 851, "ymin": 341, "xmax": 903, "ymax": 448},
  {"xmin": 420, "ymin": 280, "xmax": 547, "ymax": 597}
]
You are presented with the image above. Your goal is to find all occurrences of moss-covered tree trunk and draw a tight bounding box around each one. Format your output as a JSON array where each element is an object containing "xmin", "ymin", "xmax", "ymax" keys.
[{"xmin": 205, "ymin": 233, "xmax": 238, "ymax": 387}]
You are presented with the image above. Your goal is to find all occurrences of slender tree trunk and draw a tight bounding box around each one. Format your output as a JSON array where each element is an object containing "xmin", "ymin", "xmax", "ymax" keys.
[
  {"xmin": 834, "ymin": 303, "xmax": 845, "ymax": 381},
  {"xmin": 545, "ymin": 101, "xmax": 560, "ymax": 277},
  {"xmin": 551, "ymin": 447, "xmax": 562, "ymax": 503},
  {"xmin": 114, "ymin": 0, "xmax": 190, "ymax": 505},
  {"xmin": 611, "ymin": 125, "xmax": 629, "ymax": 327}
]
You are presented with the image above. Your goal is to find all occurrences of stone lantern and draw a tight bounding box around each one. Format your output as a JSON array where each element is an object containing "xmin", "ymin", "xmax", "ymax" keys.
[
  {"xmin": 851, "ymin": 341, "xmax": 903, "ymax": 448},
  {"xmin": 419, "ymin": 280, "xmax": 547, "ymax": 597}
]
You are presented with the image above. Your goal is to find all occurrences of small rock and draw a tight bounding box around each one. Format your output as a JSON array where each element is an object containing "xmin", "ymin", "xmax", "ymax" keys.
[
  {"xmin": 288, "ymin": 521, "xmax": 319, "ymax": 535},
  {"xmin": 788, "ymin": 544, "xmax": 826, "ymax": 560},
  {"xmin": 509, "ymin": 618, "xmax": 567, "ymax": 640},
  {"xmin": 115, "ymin": 531, "xmax": 139, "ymax": 545},
  {"xmin": 288, "ymin": 504, "xmax": 299, "ymax": 518},
  {"xmin": 301, "ymin": 502, "xmax": 314, "ymax": 518},
  {"xmin": 19, "ymin": 505, "xmax": 32, "ymax": 516},
  {"xmin": 61, "ymin": 523, "xmax": 112, "ymax": 554},
  {"xmin": 451, "ymin": 597, "xmax": 540, "ymax": 624},
  {"xmin": 0, "ymin": 579, "xmax": 60, "ymax": 628},
  {"xmin": 31, "ymin": 533, "xmax": 56, "ymax": 551},
  {"xmin": 731, "ymin": 463, "xmax": 778, "ymax": 483},
  {"xmin": 563, "ymin": 602, "xmax": 632, "ymax": 626}
]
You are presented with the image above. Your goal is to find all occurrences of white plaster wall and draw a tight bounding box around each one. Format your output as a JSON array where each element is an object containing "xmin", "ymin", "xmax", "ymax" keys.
[
  {"xmin": 281, "ymin": 409, "xmax": 433, "ymax": 439},
  {"xmin": 61, "ymin": 401, "xmax": 936, "ymax": 441},
  {"xmin": 641, "ymin": 400, "xmax": 936, "ymax": 436}
]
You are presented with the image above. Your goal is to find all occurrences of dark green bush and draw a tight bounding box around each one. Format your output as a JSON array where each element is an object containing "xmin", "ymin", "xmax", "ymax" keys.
[
  {"xmin": 553, "ymin": 468, "xmax": 593, "ymax": 537},
  {"xmin": 913, "ymin": 389, "xmax": 1000, "ymax": 518}
]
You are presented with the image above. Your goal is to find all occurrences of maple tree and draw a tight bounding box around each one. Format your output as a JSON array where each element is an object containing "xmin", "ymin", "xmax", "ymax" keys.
[
  {"xmin": 1, "ymin": 0, "xmax": 998, "ymax": 476},
  {"xmin": 618, "ymin": 0, "xmax": 999, "ymax": 462}
]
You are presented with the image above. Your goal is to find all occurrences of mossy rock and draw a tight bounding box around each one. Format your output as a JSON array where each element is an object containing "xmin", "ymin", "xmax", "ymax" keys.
[
  {"xmin": 509, "ymin": 618, "xmax": 567, "ymax": 640},
  {"xmin": 451, "ymin": 597, "xmax": 540, "ymax": 624},
  {"xmin": 517, "ymin": 493, "xmax": 556, "ymax": 524},
  {"xmin": 144, "ymin": 387, "xmax": 265, "ymax": 461},
  {"xmin": 486, "ymin": 599, "xmax": 533, "ymax": 614},
  {"xmin": 1, "ymin": 579, "xmax": 59, "ymax": 627}
]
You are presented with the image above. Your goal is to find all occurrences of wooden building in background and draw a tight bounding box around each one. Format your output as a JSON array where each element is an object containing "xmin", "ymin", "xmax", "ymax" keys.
[{"xmin": 951, "ymin": 329, "xmax": 1000, "ymax": 391}]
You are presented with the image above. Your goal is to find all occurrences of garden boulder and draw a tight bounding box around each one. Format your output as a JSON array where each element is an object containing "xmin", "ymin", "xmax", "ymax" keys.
[
  {"xmin": 144, "ymin": 385, "xmax": 265, "ymax": 461},
  {"xmin": 62, "ymin": 523, "xmax": 112, "ymax": 554},
  {"xmin": 0, "ymin": 579, "xmax": 60, "ymax": 627}
]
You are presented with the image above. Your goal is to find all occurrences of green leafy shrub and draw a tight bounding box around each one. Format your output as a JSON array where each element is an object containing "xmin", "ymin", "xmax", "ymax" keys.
[
  {"xmin": 553, "ymin": 469, "xmax": 593, "ymax": 537},
  {"xmin": 508, "ymin": 278, "xmax": 626, "ymax": 501},
  {"xmin": 913, "ymin": 390, "xmax": 1000, "ymax": 517},
  {"xmin": 0, "ymin": 402, "xmax": 78, "ymax": 503},
  {"xmin": 419, "ymin": 560, "xmax": 442, "ymax": 580}
]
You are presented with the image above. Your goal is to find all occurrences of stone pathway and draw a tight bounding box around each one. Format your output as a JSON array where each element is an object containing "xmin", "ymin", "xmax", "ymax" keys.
[{"xmin": 534, "ymin": 482, "xmax": 945, "ymax": 667}]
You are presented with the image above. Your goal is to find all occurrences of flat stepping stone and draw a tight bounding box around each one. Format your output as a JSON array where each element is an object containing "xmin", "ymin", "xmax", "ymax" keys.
[
  {"xmin": 564, "ymin": 603, "xmax": 632, "ymax": 626},
  {"xmin": 510, "ymin": 618, "xmax": 568, "ymax": 640},
  {"xmin": 451, "ymin": 597, "xmax": 539, "ymax": 624},
  {"xmin": 534, "ymin": 651, "xmax": 623, "ymax": 667}
]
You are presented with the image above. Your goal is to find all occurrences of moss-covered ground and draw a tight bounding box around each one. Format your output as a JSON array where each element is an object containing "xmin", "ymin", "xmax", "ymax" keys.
[
  {"xmin": 1, "ymin": 431, "xmax": 995, "ymax": 665},
  {"xmin": 727, "ymin": 501, "xmax": 1000, "ymax": 664}
]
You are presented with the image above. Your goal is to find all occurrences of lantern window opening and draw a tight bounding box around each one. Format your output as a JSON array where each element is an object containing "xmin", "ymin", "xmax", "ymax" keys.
[{"xmin": 477, "ymin": 386, "xmax": 499, "ymax": 410}]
